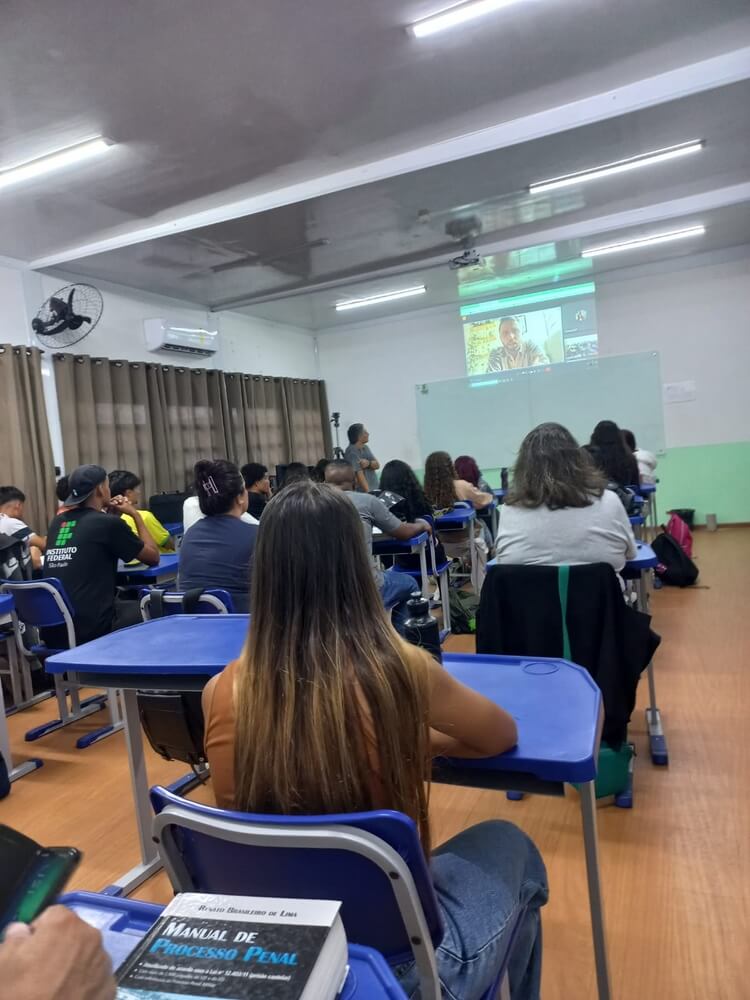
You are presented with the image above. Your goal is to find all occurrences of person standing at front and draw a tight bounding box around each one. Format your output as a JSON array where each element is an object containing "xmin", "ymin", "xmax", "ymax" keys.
[{"xmin": 344, "ymin": 423, "xmax": 380, "ymax": 493}]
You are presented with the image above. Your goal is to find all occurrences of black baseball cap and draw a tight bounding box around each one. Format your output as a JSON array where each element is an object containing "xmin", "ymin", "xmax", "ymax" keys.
[{"xmin": 64, "ymin": 464, "xmax": 107, "ymax": 506}]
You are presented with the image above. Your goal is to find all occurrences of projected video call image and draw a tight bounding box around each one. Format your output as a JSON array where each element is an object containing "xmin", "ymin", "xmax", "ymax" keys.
[{"xmin": 462, "ymin": 289, "xmax": 598, "ymax": 376}]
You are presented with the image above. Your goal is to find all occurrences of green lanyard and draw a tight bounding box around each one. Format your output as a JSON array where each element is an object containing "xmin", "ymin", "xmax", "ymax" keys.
[{"xmin": 557, "ymin": 564, "xmax": 572, "ymax": 661}]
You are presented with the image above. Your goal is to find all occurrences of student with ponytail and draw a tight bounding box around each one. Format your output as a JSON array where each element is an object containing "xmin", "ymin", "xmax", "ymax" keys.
[{"xmin": 203, "ymin": 480, "xmax": 548, "ymax": 1000}]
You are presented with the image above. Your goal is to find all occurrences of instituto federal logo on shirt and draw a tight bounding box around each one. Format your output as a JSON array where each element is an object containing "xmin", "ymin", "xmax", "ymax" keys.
[
  {"xmin": 46, "ymin": 520, "xmax": 78, "ymax": 563},
  {"xmin": 55, "ymin": 521, "xmax": 76, "ymax": 546}
]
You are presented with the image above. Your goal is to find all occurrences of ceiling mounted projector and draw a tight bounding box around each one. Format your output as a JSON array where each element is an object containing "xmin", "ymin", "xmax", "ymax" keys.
[
  {"xmin": 445, "ymin": 215, "xmax": 484, "ymax": 270},
  {"xmin": 449, "ymin": 247, "xmax": 483, "ymax": 270}
]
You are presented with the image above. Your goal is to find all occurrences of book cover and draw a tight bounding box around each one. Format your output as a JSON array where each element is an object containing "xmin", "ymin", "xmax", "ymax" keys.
[{"xmin": 116, "ymin": 893, "xmax": 343, "ymax": 1000}]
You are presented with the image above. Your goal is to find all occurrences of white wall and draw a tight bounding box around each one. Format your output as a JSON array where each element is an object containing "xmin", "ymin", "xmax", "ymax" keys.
[
  {"xmin": 317, "ymin": 248, "xmax": 750, "ymax": 466},
  {"xmin": 0, "ymin": 264, "xmax": 318, "ymax": 376}
]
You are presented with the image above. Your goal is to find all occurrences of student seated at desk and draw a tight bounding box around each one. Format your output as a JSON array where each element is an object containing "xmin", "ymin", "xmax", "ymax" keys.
[
  {"xmin": 496, "ymin": 423, "xmax": 637, "ymax": 573},
  {"xmin": 0, "ymin": 486, "xmax": 46, "ymax": 574},
  {"xmin": 108, "ymin": 470, "xmax": 173, "ymax": 553},
  {"xmin": 55, "ymin": 475, "xmax": 69, "ymax": 510},
  {"xmin": 424, "ymin": 451, "xmax": 493, "ymax": 512},
  {"xmin": 454, "ymin": 455, "xmax": 493, "ymax": 495},
  {"xmin": 240, "ymin": 462, "xmax": 271, "ymax": 520},
  {"xmin": 183, "ymin": 478, "xmax": 259, "ymax": 533},
  {"xmin": 178, "ymin": 460, "xmax": 258, "ymax": 613},
  {"xmin": 585, "ymin": 420, "xmax": 640, "ymax": 491},
  {"xmin": 424, "ymin": 452, "xmax": 493, "ymax": 567},
  {"xmin": 203, "ymin": 480, "xmax": 548, "ymax": 1000},
  {"xmin": 325, "ymin": 460, "xmax": 428, "ymax": 633},
  {"xmin": 622, "ymin": 429, "xmax": 658, "ymax": 485},
  {"xmin": 379, "ymin": 459, "xmax": 447, "ymax": 572},
  {"xmin": 44, "ymin": 464, "xmax": 159, "ymax": 644}
]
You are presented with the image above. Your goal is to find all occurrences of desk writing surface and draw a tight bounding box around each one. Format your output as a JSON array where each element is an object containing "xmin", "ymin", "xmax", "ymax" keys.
[
  {"xmin": 442, "ymin": 653, "xmax": 601, "ymax": 783},
  {"xmin": 0, "ymin": 593, "xmax": 13, "ymax": 618},
  {"xmin": 47, "ymin": 615, "xmax": 248, "ymax": 675},
  {"xmin": 435, "ymin": 508, "xmax": 476, "ymax": 526},
  {"xmin": 372, "ymin": 530, "xmax": 428, "ymax": 551},
  {"xmin": 627, "ymin": 542, "xmax": 658, "ymax": 570},
  {"xmin": 117, "ymin": 552, "xmax": 180, "ymax": 577}
]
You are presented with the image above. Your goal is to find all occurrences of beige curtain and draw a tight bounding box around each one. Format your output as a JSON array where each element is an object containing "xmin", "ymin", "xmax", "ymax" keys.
[
  {"xmin": 53, "ymin": 354, "xmax": 156, "ymax": 496},
  {"xmin": 224, "ymin": 374, "xmax": 289, "ymax": 468},
  {"xmin": 0, "ymin": 345, "xmax": 56, "ymax": 532},
  {"xmin": 281, "ymin": 378, "xmax": 332, "ymax": 464},
  {"xmin": 54, "ymin": 353, "xmax": 332, "ymax": 492}
]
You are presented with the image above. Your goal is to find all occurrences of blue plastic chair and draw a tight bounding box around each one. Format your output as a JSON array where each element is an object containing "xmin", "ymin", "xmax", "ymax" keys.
[
  {"xmin": 0, "ymin": 579, "xmax": 122, "ymax": 749},
  {"xmin": 139, "ymin": 588, "xmax": 235, "ymax": 620},
  {"xmin": 150, "ymin": 785, "xmax": 522, "ymax": 1000}
]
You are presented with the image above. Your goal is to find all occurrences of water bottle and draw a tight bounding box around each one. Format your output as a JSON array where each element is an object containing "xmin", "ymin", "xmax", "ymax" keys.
[
  {"xmin": 403, "ymin": 595, "xmax": 443, "ymax": 662},
  {"xmin": 501, "ymin": 467, "xmax": 509, "ymax": 490}
]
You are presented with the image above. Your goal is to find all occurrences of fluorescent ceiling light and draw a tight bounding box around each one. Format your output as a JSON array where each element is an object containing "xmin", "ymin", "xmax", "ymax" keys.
[
  {"xmin": 529, "ymin": 140, "xmax": 705, "ymax": 195},
  {"xmin": 335, "ymin": 285, "xmax": 427, "ymax": 311},
  {"xmin": 581, "ymin": 225, "xmax": 705, "ymax": 258},
  {"xmin": 409, "ymin": 0, "xmax": 526, "ymax": 38},
  {"xmin": 0, "ymin": 137, "xmax": 112, "ymax": 192}
]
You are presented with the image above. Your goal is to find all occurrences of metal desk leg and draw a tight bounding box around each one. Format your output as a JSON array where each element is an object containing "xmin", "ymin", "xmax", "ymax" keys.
[
  {"xmin": 418, "ymin": 541, "xmax": 430, "ymax": 599},
  {"xmin": 0, "ymin": 638, "xmax": 43, "ymax": 782},
  {"xmin": 579, "ymin": 780, "xmax": 612, "ymax": 1000},
  {"xmin": 645, "ymin": 662, "xmax": 668, "ymax": 765},
  {"xmin": 469, "ymin": 533, "xmax": 478, "ymax": 590},
  {"xmin": 104, "ymin": 688, "xmax": 162, "ymax": 896}
]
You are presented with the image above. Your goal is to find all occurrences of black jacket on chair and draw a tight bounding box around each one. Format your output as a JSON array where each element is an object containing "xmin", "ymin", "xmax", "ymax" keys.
[{"xmin": 476, "ymin": 563, "xmax": 661, "ymax": 747}]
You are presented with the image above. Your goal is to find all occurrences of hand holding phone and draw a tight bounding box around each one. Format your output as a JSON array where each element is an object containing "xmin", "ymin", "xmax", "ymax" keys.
[
  {"xmin": 0, "ymin": 825, "xmax": 81, "ymax": 932},
  {"xmin": 1, "ymin": 906, "xmax": 115, "ymax": 1000}
]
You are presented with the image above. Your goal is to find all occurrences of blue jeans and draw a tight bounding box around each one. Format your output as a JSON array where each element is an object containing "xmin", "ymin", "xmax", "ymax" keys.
[
  {"xmin": 379, "ymin": 570, "xmax": 418, "ymax": 633},
  {"xmin": 397, "ymin": 821, "xmax": 548, "ymax": 1000}
]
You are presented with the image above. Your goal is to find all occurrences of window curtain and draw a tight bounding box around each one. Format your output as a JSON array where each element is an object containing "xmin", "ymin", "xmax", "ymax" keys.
[
  {"xmin": 53, "ymin": 353, "xmax": 332, "ymax": 493},
  {"xmin": 0, "ymin": 345, "xmax": 56, "ymax": 532},
  {"xmin": 53, "ymin": 354, "xmax": 158, "ymax": 497},
  {"xmin": 281, "ymin": 377, "xmax": 333, "ymax": 464}
]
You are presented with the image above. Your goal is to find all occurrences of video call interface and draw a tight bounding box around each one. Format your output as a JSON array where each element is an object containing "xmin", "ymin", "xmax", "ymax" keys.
[{"xmin": 461, "ymin": 286, "xmax": 599, "ymax": 377}]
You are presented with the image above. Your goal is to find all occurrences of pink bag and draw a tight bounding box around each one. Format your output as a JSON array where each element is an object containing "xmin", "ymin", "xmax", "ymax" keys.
[{"xmin": 665, "ymin": 513, "xmax": 693, "ymax": 558}]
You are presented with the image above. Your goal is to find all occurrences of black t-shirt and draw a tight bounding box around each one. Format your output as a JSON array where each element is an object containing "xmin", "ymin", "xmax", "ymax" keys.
[
  {"xmin": 44, "ymin": 506, "xmax": 143, "ymax": 644},
  {"xmin": 246, "ymin": 492, "xmax": 267, "ymax": 520}
]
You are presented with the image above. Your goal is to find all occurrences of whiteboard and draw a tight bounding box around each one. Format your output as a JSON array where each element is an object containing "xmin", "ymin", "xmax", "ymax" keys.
[{"xmin": 415, "ymin": 351, "xmax": 664, "ymax": 469}]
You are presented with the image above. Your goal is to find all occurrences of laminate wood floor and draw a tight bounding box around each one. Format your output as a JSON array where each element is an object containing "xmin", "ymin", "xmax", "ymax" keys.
[{"xmin": 2, "ymin": 527, "xmax": 747, "ymax": 999}]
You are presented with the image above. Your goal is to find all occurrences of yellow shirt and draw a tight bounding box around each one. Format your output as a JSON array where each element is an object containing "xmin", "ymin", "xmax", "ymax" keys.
[{"xmin": 120, "ymin": 510, "xmax": 172, "ymax": 553}]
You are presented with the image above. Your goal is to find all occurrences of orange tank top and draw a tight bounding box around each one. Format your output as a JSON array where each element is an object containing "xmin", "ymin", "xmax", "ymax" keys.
[
  {"xmin": 203, "ymin": 644, "xmax": 433, "ymax": 813},
  {"xmin": 203, "ymin": 659, "xmax": 240, "ymax": 810}
]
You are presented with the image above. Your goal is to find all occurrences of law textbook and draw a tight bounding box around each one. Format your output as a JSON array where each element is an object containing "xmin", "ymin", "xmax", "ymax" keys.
[{"xmin": 116, "ymin": 893, "xmax": 347, "ymax": 1000}]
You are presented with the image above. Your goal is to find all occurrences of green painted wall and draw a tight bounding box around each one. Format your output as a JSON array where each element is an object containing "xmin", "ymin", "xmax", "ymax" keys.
[{"xmin": 417, "ymin": 441, "xmax": 750, "ymax": 526}]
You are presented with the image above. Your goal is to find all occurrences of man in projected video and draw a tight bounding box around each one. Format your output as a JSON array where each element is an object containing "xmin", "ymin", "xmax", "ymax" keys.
[{"xmin": 486, "ymin": 316, "xmax": 549, "ymax": 371}]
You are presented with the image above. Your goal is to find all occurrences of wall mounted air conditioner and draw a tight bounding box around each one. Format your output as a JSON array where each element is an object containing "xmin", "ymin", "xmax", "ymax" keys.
[{"xmin": 144, "ymin": 318, "xmax": 219, "ymax": 358}]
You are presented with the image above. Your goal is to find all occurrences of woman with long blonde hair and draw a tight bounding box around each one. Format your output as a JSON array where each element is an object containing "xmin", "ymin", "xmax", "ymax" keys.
[{"xmin": 202, "ymin": 480, "xmax": 547, "ymax": 999}]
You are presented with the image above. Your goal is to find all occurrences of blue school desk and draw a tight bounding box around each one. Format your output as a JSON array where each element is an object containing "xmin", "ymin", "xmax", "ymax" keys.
[
  {"xmin": 434, "ymin": 507, "xmax": 475, "ymax": 528},
  {"xmin": 372, "ymin": 529, "xmax": 430, "ymax": 598},
  {"xmin": 47, "ymin": 618, "xmax": 610, "ymax": 1000},
  {"xmin": 162, "ymin": 520, "xmax": 185, "ymax": 550},
  {"xmin": 61, "ymin": 891, "xmax": 406, "ymax": 999},
  {"xmin": 0, "ymin": 593, "xmax": 44, "ymax": 783},
  {"xmin": 117, "ymin": 552, "xmax": 180, "ymax": 586},
  {"xmin": 435, "ymin": 507, "xmax": 478, "ymax": 580}
]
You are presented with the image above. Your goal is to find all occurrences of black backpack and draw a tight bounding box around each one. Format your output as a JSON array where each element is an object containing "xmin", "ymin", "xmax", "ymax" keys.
[{"xmin": 651, "ymin": 531, "xmax": 699, "ymax": 587}]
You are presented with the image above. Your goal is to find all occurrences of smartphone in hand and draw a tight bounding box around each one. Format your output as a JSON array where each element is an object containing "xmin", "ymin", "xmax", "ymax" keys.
[{"xmin": 0, "ymin": 825, "xmax": 81, "ymax": 933}]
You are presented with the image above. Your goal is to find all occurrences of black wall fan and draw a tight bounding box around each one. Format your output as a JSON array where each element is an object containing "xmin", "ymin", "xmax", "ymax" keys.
[{"xmin": 31, "ymin": 283, "xmax": 104, "ymax": 347}]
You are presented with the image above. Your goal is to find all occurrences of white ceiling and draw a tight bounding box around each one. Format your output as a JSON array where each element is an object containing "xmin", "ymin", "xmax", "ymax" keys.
[{"xmin": 2, "ymin": 0, "xmax": 750, "ymax": 328}]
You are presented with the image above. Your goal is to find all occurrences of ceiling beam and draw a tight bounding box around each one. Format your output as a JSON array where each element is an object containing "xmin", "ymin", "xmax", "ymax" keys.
[{"xmin": 28, "ymin": 46, "xmax": 750, "ymax": 271}]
